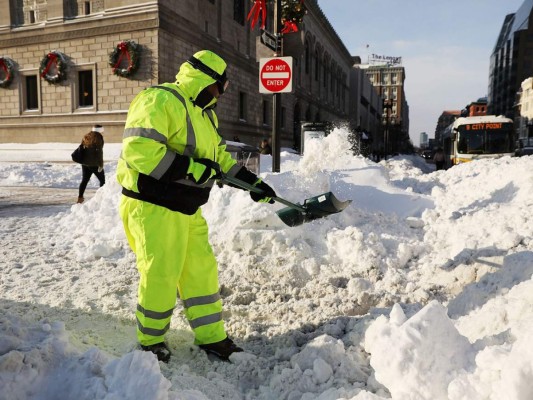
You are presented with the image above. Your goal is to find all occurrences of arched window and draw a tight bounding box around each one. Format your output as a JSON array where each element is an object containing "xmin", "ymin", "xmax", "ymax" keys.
[
  {"xmin": 304, "ymin": 41, "xmax": 310, "ymax": 75},
  {"xmin": 323, "ymin": 55, "xmax": 328, "ymax": 89},
  {"xmin": 314, "ymin": 49, "xmax": 320, "ymax": 81}
]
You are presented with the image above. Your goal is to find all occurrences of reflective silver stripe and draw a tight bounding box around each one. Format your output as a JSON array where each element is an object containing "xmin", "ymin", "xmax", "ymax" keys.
[
  {"xmin": 189, "ymin": 312, "xmax": 222, "ymax": 329},
  {"xmin": 137, "ymin": 304, "xmax": 174, "ymax": 320},
  {"xmin": 151, "ymin": 85, "xmax": 196, "ymax": 157},
  {"xmin": 123, "ymin": 127, "xmax": 167, "ymax": 143},
  {"xmin": 183, "ymin": 113, "xmax": 196, "ymax": 157},
  {"xmin": 150, "ymin": 150, "xmax": 176, "ymax": 180},
  {"xmin": 137, "ymin": 318, "xmax": 170, "ymax": 336},
  {"xmin": 182, "ymin": 292, "xmax": 221, "ymax": 309}
]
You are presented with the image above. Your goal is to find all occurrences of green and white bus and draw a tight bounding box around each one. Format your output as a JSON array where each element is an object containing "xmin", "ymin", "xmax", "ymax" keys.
[{"xmin": 442, "ymin": 115, "xmax": 514, "ymax": 168}]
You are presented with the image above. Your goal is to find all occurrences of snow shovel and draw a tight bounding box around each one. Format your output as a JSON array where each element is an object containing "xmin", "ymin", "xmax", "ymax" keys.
[{"xmin": 219, "ymin": 174, "xmax": 352, "ymax": 227}]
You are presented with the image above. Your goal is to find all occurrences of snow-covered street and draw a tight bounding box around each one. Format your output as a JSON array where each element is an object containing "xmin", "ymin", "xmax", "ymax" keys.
[{"xmin": 1, "ymin": 129, "xmax": 533, "ymax": 399}]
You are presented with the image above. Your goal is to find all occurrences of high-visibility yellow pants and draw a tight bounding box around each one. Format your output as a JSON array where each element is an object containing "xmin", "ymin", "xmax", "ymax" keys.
[{"xmin": 119, "ymin": 196, "xmax": 226, "ymax": 346}]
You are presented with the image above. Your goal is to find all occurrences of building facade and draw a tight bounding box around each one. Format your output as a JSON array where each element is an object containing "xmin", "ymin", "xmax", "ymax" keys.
[
  {"xmin": 516, "ymin": 77, "xmax": 533, "ymax": 150},
  {"xmin": 349, "ymin": 56, "xmax": 383, "ymax": 151},
  {"xmin": 361, "ymin": 63, "xmax": 410, "ymax": 154},
  {"xmin": 464, "ymin": 97, "xmax": 487, "ymax": 117},
  {"xmin": 0, "ymin": 0, "xmax": 372, "ymax": 148},
  {"xmin": 434, "ymin": 110, "xmax": 460, "ymax": 145},
  {"xmin": 419, "ymin": 131, "xmax": 428, "ymax": 149},
  {"xmin": 488, "ymin": 0, "xmax": 533, "ymax": 120}
]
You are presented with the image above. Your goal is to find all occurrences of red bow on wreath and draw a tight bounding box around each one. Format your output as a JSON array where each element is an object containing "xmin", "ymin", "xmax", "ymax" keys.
[
  {"xmin": 247, "ymin": 0, "xmax": 267, "ymax": 29},
  {"xmin": 113, "ymin": 42, "xmax": 132, "ymax": 73},
  {"xmin": 0, "ymin": 59, "xmax": 10, "ymax": 81},
  {"xmin": 281, "ymin": 20, "xmax": 299, "ymax": 34},
  {"xmin": 40, "ymin": 53, "xmax": 58, "ymax": 78}
]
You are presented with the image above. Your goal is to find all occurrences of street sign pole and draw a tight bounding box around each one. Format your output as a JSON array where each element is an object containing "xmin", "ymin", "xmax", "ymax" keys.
[{"xmin": 272, "ymin": 0, "xmax": 282, "ymax": 173}]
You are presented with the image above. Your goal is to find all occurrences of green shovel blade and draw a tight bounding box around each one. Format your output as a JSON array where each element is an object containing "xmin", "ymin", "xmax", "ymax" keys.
[{"xmin": 275, "ymin": 192, "xmax": 352, "ymax": 227}]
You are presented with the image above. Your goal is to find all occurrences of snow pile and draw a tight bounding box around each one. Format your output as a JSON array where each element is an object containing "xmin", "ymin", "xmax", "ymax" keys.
[{"xmin": 1, "ymin": 130, "xmax": 533, "ymax": 399}]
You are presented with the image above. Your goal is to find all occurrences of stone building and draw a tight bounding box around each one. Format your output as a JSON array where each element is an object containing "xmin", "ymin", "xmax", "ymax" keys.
[
  {"xmin": 463, "ymin": 97, "xmax": 487, "ymax": 117},
  {"xmin": 488, "ymin": 0, "xmax": 533, "ymax": 120},
  {"xmin": 434, "ymin": 110, "xmax": 460, "ymax": 145},
  {"xmin": 0, "ymin": 0, "xmax": 381, "ymax": 149},
  {"xmin": 348, "ymin": 57, "xmax": 383, "ymax": 154},
  {"xmin": 361, "ymin": 63, "xmax": 410, "ymax": 154}
]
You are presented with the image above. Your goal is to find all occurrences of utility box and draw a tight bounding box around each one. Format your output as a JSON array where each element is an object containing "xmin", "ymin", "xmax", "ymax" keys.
[
  {"xmin": 225, "ymin": 141, "xmax": 260, "ymax": 175},
  {"xmin": 300, "ymin": 122, "xmax": 328, "ymax": 155}
]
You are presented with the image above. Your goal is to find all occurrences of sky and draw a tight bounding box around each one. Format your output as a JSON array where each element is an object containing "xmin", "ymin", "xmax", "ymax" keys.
[
  {"xmin": 318, "ymin": 0, "xmax": 526, "ymax": 146},
  {"xmin": 1, "ymin": 130, "xmax": 533, "ymax": 399}
]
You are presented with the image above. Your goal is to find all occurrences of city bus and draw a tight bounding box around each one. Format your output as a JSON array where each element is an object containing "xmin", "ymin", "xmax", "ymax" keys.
[{"xmin": 441, "ymin": 115, "xmax": 514, "ymax": 168}]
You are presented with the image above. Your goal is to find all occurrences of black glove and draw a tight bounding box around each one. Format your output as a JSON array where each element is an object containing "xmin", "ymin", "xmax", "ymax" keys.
[
  {"xmin": 187, "ymin": 158, "xmax": 221, "ymax": 184},
  {"xmin": 250, "ymin": 179, "xmax": 276, "ymax": 204}
]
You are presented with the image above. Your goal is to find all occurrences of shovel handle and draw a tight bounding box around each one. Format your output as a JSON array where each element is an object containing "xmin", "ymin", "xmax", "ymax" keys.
[{"xmin": 219, "ymin": 174, "xmax": 307, "ymax": 213}]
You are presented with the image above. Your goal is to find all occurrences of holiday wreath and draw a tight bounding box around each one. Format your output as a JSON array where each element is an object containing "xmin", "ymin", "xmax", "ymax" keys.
[
  {"xmin": 0, "ymin": 57, "xmax": 15, "ymax": 88},
  {"xmin": 109, "ymin": 40, "xmax": 140, "ymax": 78},
  {"xmin": 40, "ymin": 51, "xmax": 67, "ymax": 84},
  {"xmin": 247, "ymin": 0, "xmax": 306, "ymax": 32}
]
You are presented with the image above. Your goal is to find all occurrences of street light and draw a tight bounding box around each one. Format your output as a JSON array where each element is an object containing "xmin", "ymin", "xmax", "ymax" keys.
[{"xmin": 382, "ymin": 100, "xmax": 393, "ymax": 159}]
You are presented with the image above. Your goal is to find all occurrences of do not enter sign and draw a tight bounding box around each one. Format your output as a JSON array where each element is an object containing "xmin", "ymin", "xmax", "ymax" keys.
[{"xmin": 259, "ymin": 57, "xmax": 293, "ymax": 94}]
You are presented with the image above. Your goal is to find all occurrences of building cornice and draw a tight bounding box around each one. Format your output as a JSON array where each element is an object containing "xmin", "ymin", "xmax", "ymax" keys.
[{"xmin": 0, "ymin": 5, "xmax": 158, "ymax": 47}]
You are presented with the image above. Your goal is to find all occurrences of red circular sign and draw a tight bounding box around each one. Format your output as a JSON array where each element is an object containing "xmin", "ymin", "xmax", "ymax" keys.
[{"xmin": 260, "ymin": 58, "xmax": 292, "ymax": 93}]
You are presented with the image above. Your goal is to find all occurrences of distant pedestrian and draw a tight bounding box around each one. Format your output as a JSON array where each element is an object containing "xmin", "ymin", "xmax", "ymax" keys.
[
  {"xmin": 77, "ymin": 125, "xmax": 105, "ymax": 203},
  {"xmin": 434, "ymin": 147, "xmax": 445, "ymax": 171},
  {"xmin": 259, "ymin": 138, "xmax": 272, "ymax": 155}
]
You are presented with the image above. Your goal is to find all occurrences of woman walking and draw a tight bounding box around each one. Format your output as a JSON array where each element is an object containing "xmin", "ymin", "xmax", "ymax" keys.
[{"xmin": 77, "ymin": 125, "xmax": 105, "ymax": 203}]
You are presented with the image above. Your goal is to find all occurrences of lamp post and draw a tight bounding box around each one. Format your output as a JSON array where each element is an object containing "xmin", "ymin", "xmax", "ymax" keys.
[
  {"xmin": 389, "ymin": 116, "xmax": 396, "ymax": 155},
  {"xmin": 382, "ymin": 100, "xmax": 393, "ymax": 159}
]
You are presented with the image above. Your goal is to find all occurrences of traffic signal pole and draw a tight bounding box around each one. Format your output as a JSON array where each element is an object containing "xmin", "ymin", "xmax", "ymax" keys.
[{"xmin": 272, "ymin": 0, "xmax": 282, "ymax": 172}]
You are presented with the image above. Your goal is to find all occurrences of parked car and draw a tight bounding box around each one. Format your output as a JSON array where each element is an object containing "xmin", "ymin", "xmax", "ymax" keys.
[{"xmin": 421, "ymin": 150, "xmax": 434, "ymax": 160}]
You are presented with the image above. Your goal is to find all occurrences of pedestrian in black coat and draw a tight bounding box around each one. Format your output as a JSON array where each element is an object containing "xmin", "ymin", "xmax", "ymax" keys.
[{"xmin": 77, "ymin": 125, "xmax": 105, "ymax": 203}]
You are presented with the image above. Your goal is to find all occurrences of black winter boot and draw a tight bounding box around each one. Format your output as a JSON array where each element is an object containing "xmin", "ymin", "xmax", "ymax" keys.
[
  {"xmin": 199, "ymin": 337, "xmax": 243, "ymax": 361},
  {"xmin": 140, "ymin": 342, "xmax": 171, "ymax": 363}
]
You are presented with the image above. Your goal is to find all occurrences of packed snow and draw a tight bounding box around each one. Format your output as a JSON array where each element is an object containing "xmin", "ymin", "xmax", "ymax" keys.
[{"xmin": 1, "ymin": 128, "xmax": 532, "ymax": 400}]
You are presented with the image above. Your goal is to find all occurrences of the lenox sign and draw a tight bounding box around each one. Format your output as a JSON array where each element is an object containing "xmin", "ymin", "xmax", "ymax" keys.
[{"xmin": 369, "ymin": 54, "xmax": 402, "ymax": 66}]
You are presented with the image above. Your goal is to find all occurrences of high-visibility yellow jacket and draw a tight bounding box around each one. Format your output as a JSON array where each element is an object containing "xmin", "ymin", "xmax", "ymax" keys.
[{"xmin": 117, "ymin": 51, "xmax": 240, "ymax": 214}]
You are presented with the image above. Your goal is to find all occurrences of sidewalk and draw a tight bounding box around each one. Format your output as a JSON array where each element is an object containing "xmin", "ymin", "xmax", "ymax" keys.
[
  {"xmin": 0, "ymin": 143, "xmax": 122, "ymax": 162},
  {"xmin": 0, "ymin": 186, "xmax": 96, "ymax": 217}
]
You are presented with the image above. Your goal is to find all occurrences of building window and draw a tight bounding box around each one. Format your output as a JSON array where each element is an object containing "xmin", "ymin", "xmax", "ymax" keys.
[
  {"xmin": 323, "ymin": 58, "xmax": 328, "ymax": 88},
  {"xmin": 29, "ymin": 10, "xmax": 36, "ymax": 24},
  {"xmin": 84, "ymin": 1, "xmax": 91, "ymax": 15},
  {"xmin": 330, "ymin": 65, "xmax": 335, "ymax": 93},
  {"xmin": 295, "ymin": 57, "xmax": 301, "ymax": 86},
  {"xmin": 263, "ymin": 99, "xmax": 270, "ymax": 125},
  {"xmin": 314, "ymin": 50, "xmax": 319, "ymax": 81},
  {"xmin": 305, "ymin": 43, "xmax": 310, "ymax": 74},
  {"xmin": 78, "ymin": 70, "xmax": 94, "ymax": 108},
  {"xmin": 22, "ymin": 75, "xmax": 39, "ymax": 112},
  {"xmin": 234, "ymin": 0, "xmax": 245, "ymax": 25},
  {"xmin": 391, "ymin": 73, "xmax": 397, "ymax": 84},
  {"xmin": 239, "ymin": 91, "xmax": 247, "ymax": 121}
]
